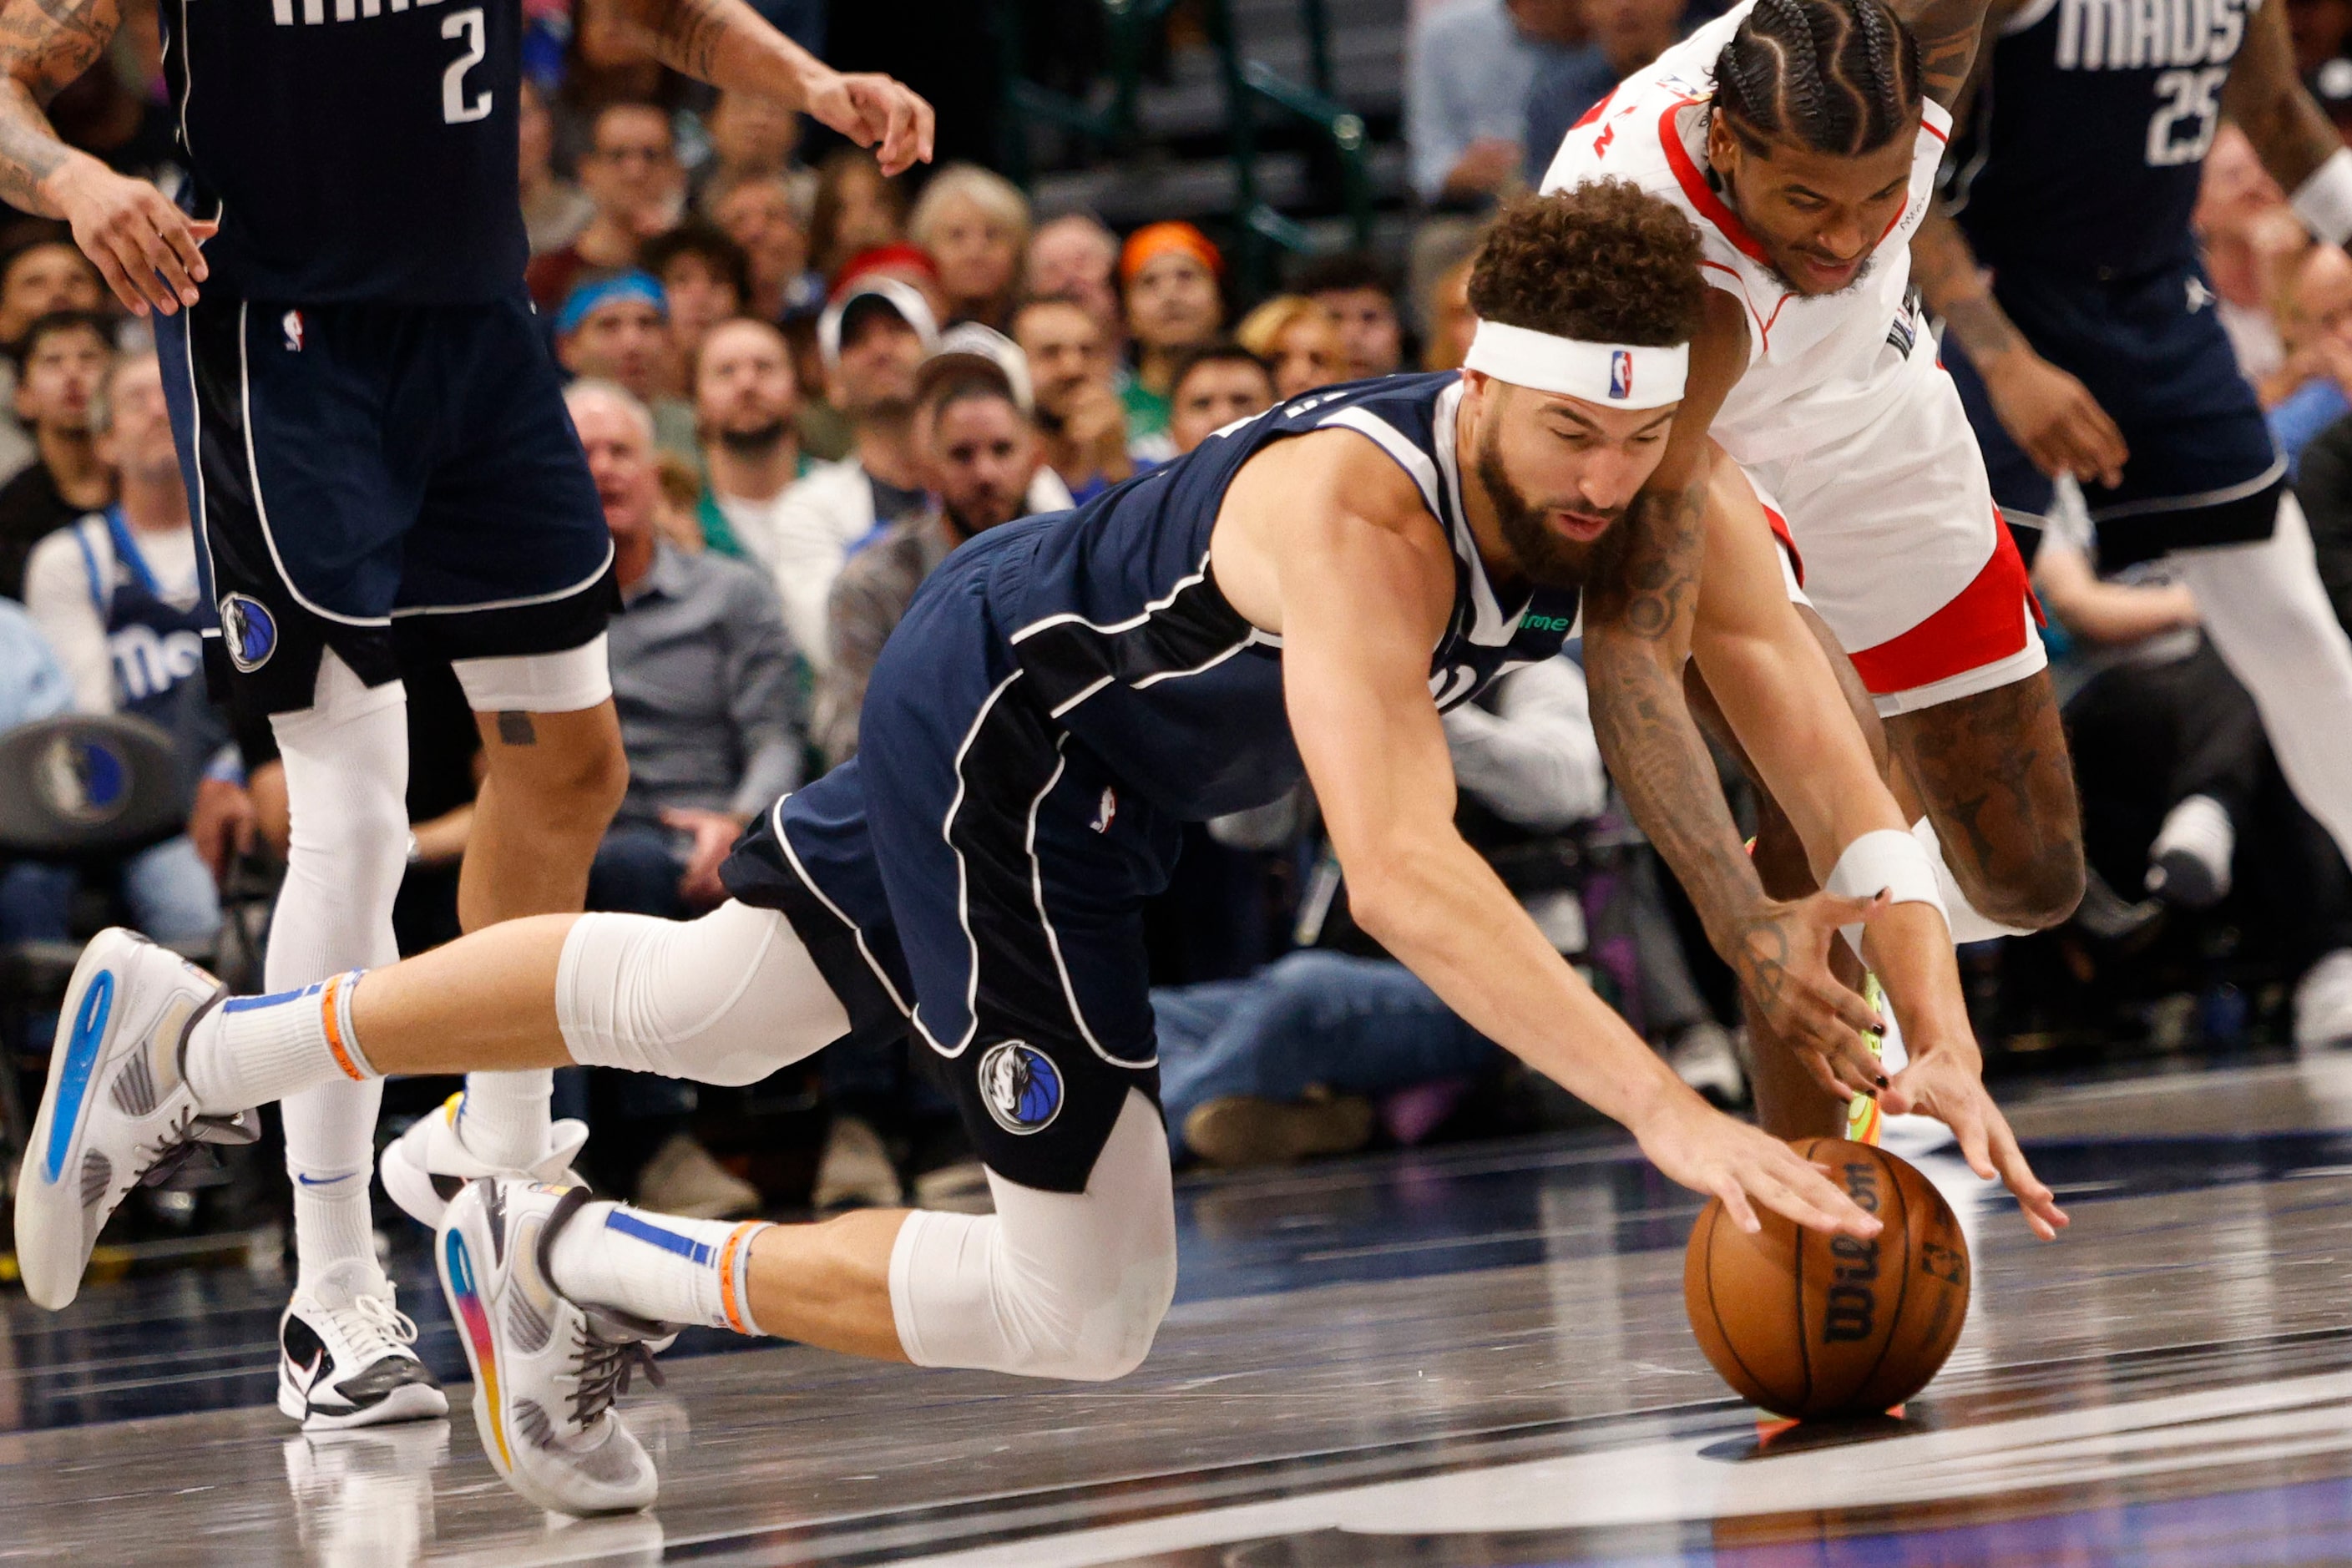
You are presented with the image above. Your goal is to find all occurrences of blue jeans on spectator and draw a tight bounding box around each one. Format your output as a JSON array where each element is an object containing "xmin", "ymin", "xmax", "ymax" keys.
[
  {"xmin": 0, "ymin": 835, "xmax": 220, "ymax": 948},
  {"xmin": 1153, "ymin": 950, "xmax": 1497, "ymax": 1160}
]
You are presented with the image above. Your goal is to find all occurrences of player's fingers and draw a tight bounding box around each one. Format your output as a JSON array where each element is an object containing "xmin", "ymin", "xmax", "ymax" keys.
[
  {"xmin": 911, "ymin": 87, "xmax": 937, "ymax": 163},
  {"xmin": 89, "ymin": 240, "xmax": 152, "ymax": 318},
  {"xmin": 875, "ymin": 85, "xmax": 922, "ymax": 175},
  {"xmin": 129, "ymin": 220, "xmax": 200, "ymax": 311},
  {"xmin": 1798, "ymin": 1046, "xmax": 1850, "ymax": 1105},
  {"xmin": 1987, "ymin": 1116, "xmax": 2067, "ymax": 1238},
  {"xmin": 1758, "ymin": 1158, "xmax": 1879, "ymax": 1238},
  {"xmin": 154, "ymin": 200, "xmax": 210, "ymax": 287},
  {"xmin": 1715, "ymin": 1177, "xmax": 1762, "ymax": 1235}
]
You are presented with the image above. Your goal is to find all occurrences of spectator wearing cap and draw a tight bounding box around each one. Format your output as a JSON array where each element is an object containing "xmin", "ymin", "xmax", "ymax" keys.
[
  {"xmin": 761, "ymin": 272, "xmax": 939, "ymax": 663},
  {"xmin": 908, "ymin": 164, "xmax": 1032, "ymax": 331},
  {"xmin": 815, "ymin": 328, "xmax": 1061, "ymax": 766},
  {"xmin": 709, "ymin": 169, "xmax": 820, "ymax": 322},
  {"xmin": 1120, "ymin": 222, "xmax": 1226, "ymax": 459},
  {"xmin": 642, "ymin": 220, "xmax": 751, "ymax": 387},
  {"xmin": 809, "ymin": 148, "xmax": 908, "ymax": 281},
  {"xmin": 1235, "ymin": 295, "xmax": 1346, "ymax": 401},
  {"xmin": 1028, "ymin": 212, "xmax": 1125, "ymax": 360},
  {"xmin": 520, "ymin": 78, "xmax": 594, "ymax": 257},
  {"xmin": 0, "ymin": 311, "xmax": 115, "ymax": 599},
  {"xmin": 1408, "ymin": 0, "xmax": 1589, "ymax": 206},
  {"xmin": 1166, "ymin": 343, "xmax": 1277, "ymax": 455},
  {"xmin": 0, "ymin": 237, "xmax": 104, "ymax": 491},
  {"xmin": 1011, "ymin": 292, "xmax": 1136, "ymax": 504},
  {"xmin": 557, "ymin": 271, "xmax": 699, "ymax": 461},
  {"xmin": 526, "ymin": 102, "xmax": 685, "ymax": 311},
  {"xmin": 693, "ymin": 316, "xmax": 814, "ymax": 569},
  {"xmin": 1297, "ymin": 253, "xmax": 1405, "ymax": 381}
]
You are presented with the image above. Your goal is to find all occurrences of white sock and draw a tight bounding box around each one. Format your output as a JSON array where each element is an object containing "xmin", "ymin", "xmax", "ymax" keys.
[
  {"xmin": 546, "ymin": 1199, "xmax": 769, "ymax": 1334},
  {"xmin": 184, "ymin": 971, "xmax": 377, "ymax": 1113},
  {"xmin": 2173, "ymin": 492, "xmax": 2352, "ymax": 868},
  {"xmin": 1910, "ymin": 817, "xmax": 2033, "ymax": 944},
  {"xmin": 291, "ymin": 1166, "xmax": 380, "ymax": 1287},
  {"xmin": 458, "ymin": 1070, "xmax": 555, "ymax": 1168}
]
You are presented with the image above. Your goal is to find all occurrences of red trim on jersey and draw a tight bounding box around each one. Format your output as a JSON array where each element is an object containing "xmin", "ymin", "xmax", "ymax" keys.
[
  {"xmin": 1763, "ymin": 503, "xmax": 1804, "ymax": 585},
  {"xmin": 1847, "ymin": 518, "xmax": 2036, "ymax": 696},
  {"xmin": 1700, "ymin": 260, "xmax": 1793, "ymax": 354},
  {"xmin": 1573, "ymin": 89, "xmax": 1616, "ymax": 131},
  {"xmin": 1658, "ymin": 99, "xmax": 1773, "ymax": 266}
]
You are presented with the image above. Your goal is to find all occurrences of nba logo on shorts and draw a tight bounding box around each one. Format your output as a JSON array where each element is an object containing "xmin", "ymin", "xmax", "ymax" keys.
[
  {"xmin": 1609, "ymin": 350, "xmax": 1633, "ymax": 400},
  {"xmin": 978, "ymin": 1040, "xmax": 1063, "ymax": 1135},
  {"xmin": 219, "ymin": 594, "xmax": 277, "ymax": 672},
  {"xmin": 282, "ymin": 310, "xmax": 304, "ymax": 352}
]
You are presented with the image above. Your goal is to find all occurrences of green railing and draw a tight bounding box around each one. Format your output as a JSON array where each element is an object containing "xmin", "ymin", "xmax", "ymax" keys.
[{"xmin": 999, "ymin": 0, "xmax": 1373, "ymax": 293}]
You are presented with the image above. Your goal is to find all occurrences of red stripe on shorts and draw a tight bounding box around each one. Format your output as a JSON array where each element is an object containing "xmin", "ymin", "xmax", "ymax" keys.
[{"xmin": 1847, "ymin": 518, "xmax": 2034, "ymax": 697}]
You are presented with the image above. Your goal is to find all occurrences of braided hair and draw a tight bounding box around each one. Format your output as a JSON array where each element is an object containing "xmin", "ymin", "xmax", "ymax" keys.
[{"xmin": 1712, "ymin": 0, "xmax": 1921, "ymax": 157}]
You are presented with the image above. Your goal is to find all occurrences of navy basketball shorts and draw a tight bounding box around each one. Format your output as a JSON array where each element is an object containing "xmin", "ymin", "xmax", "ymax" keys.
[
  {"xmin": 157, "ymin": 291, "xmax": 615, "ymax": 721},
  {"xmin": 719, "ymin": 540, "xmax": 1179, "ymax": 1193},
  {"xmin": 1943, "ymin": 255, "xmax": 2284, "ymax": 571}
]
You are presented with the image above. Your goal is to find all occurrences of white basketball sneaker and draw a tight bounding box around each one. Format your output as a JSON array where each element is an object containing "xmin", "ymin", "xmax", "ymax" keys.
[
  {"xmin": 279, "ymin": 1258, "xmax": 449, "ymax": 1429},
  {"xmin": 14, "ymin": 928, "xmax": 256, "ymax": 1310},
  {"xmin": 436, "ymin": 1178, "xmax": 668, "ymax": 1515},
  {"xmin": 380, "ymin": 1091, "xmax": 589, "ymax": 1230}
]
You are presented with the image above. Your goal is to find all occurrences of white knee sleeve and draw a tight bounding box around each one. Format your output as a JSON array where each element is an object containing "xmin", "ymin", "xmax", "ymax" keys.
[
  {"xmin": 888, "ymin": 1089, "xmax": 1178, "ymax": 1383},
  {"xmin": 2172, "ymin": 493, "xmax": 2352, "ymax": 868},
  {"xmin": 453, "ymin": 635, "xmax": 613, "ymax": 716},
  {"xmin": 554, "ymin": 899, "xmax": 852, "ymax": 1085}
]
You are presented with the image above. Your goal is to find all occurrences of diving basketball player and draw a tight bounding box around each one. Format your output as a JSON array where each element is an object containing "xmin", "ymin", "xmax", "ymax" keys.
[
  {"xmin": 1541, "ymin": 0, "xmax": 2089, "ymax": 1136},
  {"xmin": 0, "ymin": 0, "xmax": 930, "ymax": 1426},
  {"xmin": 1913, "ymin": 0, "xmax": 2352, "ymax": 898},
  {"xmin": 18, "ymin": 186, "xmax": 2064, "ymax": 1515}
]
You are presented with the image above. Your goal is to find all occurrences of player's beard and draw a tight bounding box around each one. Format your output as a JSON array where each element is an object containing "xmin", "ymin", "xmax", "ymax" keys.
[
  {"xmin": 716, "ymin": 418, "xmax": 791, "ymax": 456},
  {"xmin": 1763, "ymin": 245, "xmax": 1877, "ymax": 299},
  {"xmin": 1475, "ymin": 423, "xmax": 1602, "ymax": 592}
]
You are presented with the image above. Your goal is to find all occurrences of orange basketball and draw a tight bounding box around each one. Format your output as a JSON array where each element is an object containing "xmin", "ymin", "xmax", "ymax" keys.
[{"xmin": 1682, "ymin": 1138, "xmax": 1970, "ymax": 1419}]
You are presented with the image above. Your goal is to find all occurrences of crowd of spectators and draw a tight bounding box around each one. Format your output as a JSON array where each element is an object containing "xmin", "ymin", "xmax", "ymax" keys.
[{"xmin": 16, "ymin": 0, "xmax": 2352, "ymax": 1251}]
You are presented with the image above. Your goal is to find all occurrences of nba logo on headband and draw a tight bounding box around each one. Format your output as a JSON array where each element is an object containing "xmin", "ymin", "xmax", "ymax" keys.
[{"xmin": 1609, "ymin": 350, "xmax": 1633, "ymax": 400}]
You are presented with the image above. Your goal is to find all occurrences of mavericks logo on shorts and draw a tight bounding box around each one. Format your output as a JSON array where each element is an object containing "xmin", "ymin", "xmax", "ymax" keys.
[
  {"xmin": 978, "ymin": 1040, "xmax": 1063, "ymax": 1136},
  {"xmin": 219, "ymin": 594, "xmax": 277, "ymax": 673}
]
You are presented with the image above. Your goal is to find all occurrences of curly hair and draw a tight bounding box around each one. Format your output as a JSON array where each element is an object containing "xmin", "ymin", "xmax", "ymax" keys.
[
  {"xmin": 1467, "ymin": 182, "xmax": 1707, "ymax": 349},
  {"xmin": 1714, "ymin": 0, "xmax": 1921, "ymax": 157}
]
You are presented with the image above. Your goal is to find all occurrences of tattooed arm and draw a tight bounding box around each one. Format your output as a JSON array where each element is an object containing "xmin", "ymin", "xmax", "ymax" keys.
[
  {"xmin": 1889, "ymin": 0, "xmax": 2015, "ymax": 110},
  {"xmin": 1582, "ymin": 294, "xmax": 1889, "ymax": 1088},
  {"xmin": 1912, "ymin": 202, "xmax": 2128, "ymax": 486},
  {"xmin": 0, "ymin": 0, "xmax": 209, "ymax": 315},
  {"xmin": 581, "ymin": 0, "xmax": 932, "ymax": 175}
]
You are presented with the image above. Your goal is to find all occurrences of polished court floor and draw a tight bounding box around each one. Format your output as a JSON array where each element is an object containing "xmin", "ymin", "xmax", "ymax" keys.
[{"xmin": 14, "ymin": 1053, "xmax": 2352, "ymax": 1564}]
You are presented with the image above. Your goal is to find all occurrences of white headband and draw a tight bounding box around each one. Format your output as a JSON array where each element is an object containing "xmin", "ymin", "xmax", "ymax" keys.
[{"xmin": 1463, "ymin": 319, "xmax": 1688, "ymax": 409}]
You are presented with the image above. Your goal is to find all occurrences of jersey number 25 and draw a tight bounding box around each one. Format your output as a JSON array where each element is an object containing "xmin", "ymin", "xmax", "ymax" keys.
[
  {"xmin": 443, "ymin": 8, "xmax": 493, "ymax": 124},
  {"xmin": 2147, "ymin": 66, "xmax": 2226, "ymax": 168}
]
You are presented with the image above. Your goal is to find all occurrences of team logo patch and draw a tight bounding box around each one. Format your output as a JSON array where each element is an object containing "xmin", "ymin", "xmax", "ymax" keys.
[
  {"xmin": 1608, "ymin": 350, "xmax": 1633, "ymax": 400},
  {"xmin": 282, "ymin": 310, "xmax": 304, "ymax": 352},
  {"xmin": 36, "ymin": 733, "xmax": 129, "ymax": 825},
  {"xmin": 1090, "ymin": 787, "xmax": 1117, "ymax": 834},
  {"xmin": 978, "ymin": 1040, "xmax": 1064, "ymax": 1136},
  {"xmin": 219, "ymin": 594, "xmax": 276, "ymax": 672}
]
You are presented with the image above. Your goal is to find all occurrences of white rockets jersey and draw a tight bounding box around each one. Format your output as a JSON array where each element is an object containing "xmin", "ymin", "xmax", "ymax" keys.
[{"xmin": 1537, "ymin": 1, "xmax": 1954, "ymax": 464}]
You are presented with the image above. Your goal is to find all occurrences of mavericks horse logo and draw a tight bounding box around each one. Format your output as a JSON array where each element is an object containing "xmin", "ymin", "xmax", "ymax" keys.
[
  {"xmin": 978, "ymin": 1040, "xmax": 1063, "ymax": 1135},
  {"xmin": 220, "ymin": 594, "xmax": 277, "ymax": 673}
]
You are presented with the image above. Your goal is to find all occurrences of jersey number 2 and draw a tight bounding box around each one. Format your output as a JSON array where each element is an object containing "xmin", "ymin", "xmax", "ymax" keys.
[
  {"xmin": 2147, "ymin": 66, "xmax": 2226, "ymax": 168},
  {"xmin": 443, "ymin": 8, "xmax": 493, "ymax": 124}
]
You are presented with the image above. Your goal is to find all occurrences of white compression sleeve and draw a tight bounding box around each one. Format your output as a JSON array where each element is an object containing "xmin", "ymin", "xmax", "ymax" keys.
[
  {"xmin": 2172, "ymin": 491, "xmax": 2352, "ymax": 869},
  {"xmin": 556, "ymin": 898, "xmax": 852, "ymax": 1085},
  {"xmin": 267, "ymin": 652, "xmax": 411, "ymax": 1286},
  {"xmin": 888, "ymin": 1089, "xmax": 1179, "ymax": 1383}
]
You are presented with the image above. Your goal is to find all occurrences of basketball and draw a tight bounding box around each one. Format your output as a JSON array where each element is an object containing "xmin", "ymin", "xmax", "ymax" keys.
[{"xmin": 1682, "ymin": 1138, "xmax": 1971, "ymax": 1419}]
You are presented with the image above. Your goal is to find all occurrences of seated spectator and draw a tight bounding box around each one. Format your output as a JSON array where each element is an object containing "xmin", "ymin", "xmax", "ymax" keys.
[
  {"xmin": 814, "ymin": 335, "xmax": 1053, "ymax": 766},
  {"xmin": 2265, "ymin": 244, "xmax": 2352, "ymax": 468},
  {"xmin": 1027, "ymin": 211, "xmax": 1126, "ymax": 359},
  {"xmin": 1297, "ymin": 252, "xmax": 1405, "ymax": 380},
  {"xmin": 701, "ymin": 89, "xmax": 802, "ymax": 200},
  {"xmin": 1524, "ymin": 0, "xmax": 1686, "ymax": 184},
  {"xmin": 1010, "ymin": 292, "xmax": 1135, "ymax": 501},
  {"xmin": 0, "ymin": 310, "xmax": 114, "ymax": 599},
  {"xmin": 709, "ymin": 169, "xmax": 819, "ymax": 321},
  {"xmin": 518, "ymin": 78, "xmax": 594, "ymax": 257},
  {"xmin": 555, "ymin": 271, "xmax": 698, "ymax": 458},
  {"xmin": 2036, "ymin": 491, "xmax": 2352, "ymax": 1045},
  {"xmin": 0, "ymin": 599, "xmax": 73, "ymax": 962},
  {"xmin": 527, "ymin": 102, "xmax": 683, "ymax": 311},
  {"xmin": 569, "ymin": 377, "xmax": 803, "ymax": 1216},
  {"xmin": 1408, "ymin": 0, "xmax": 1589, "ymax": 207},
  {"xmin": 764, "ymin": 274, "xmax": 939, "ymax": 663},
  {"xmin": 643, "ymin": 220, "xmax": 751, "ymax": 411},
  {"xmin": 694, "ymin": 316, "xmax": 813, "ymax": 568},
  {"xmin": 19, "ymin": 352, "xmax": 229, "ymax": 951},
  {"xmin": 908, "ymin": 164, "xmax": 1031, "ymax": 331},
  {"xmin": 1235, "ymin": 295, "xmax": 1347, "ymax": 400},
  {"xmin": 1120, "ymin": 222, "xmax": 1226, "ymax": 458},
  {"xmin": 2294, "ymin": 401, "xmax": 2352, "ymax": 630},
  {"xmin": 1421, "ymin": 250, "xmax": 1481, "ymax": 371},
  {"xmin": 1166, "ymin": 343, "xmax": 1276, "ymax": 455},
  {"xmin": 2197, "ymin": 124, "xmax": 2305, "ymax": 388},
  {"xmin": 808, "ymin": 147, "xmax": 908, "ymax": 281}
]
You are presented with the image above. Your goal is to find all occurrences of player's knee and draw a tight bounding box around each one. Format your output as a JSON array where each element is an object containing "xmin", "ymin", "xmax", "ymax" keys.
[
  {"xmin": 536, "ymin": 725, "xmax": 630, "ymax": 831},
  {"xmin": 1014, "ymin": 1242, "xmax": 1177, "ymax": 1382},
  {"xmin": 1965, "ymin": 847, "xmax": 2085, "ymax": 932}
]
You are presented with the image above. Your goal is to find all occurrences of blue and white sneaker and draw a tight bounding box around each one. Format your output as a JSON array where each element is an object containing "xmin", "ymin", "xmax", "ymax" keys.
[
  {"xmin": 379, "ymin": 1090, "xmax": 589, "ymax": 1230},
  {"xmin": 14, "ymin": 928, "xmax": 255, "ymax": 1310},
  {"xmin": 438, "ymin": 1179, "xmax": 668, "ymax": 1515}
]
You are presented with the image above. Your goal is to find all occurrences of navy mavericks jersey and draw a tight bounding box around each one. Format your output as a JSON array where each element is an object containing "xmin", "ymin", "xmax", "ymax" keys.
[
  {"xmin": 1949, "ymin": 0, "xmax": 2252, "ymax": 276},
  {"xmin": 971, "ymin": 372, "xmax": 1584, "ymax": 822},
  {"xmin": 162, "ymin": 0, "xmax": 527, "ymax": 301}
]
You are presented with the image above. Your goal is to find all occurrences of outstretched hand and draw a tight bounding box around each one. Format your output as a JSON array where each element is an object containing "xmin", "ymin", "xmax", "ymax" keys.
[
  {"xmin": 803, "ymin": 70, "xmax": 935, "ymax": 177},
  {"xmin": 1889, "ymin": 1048, "xmax": 2070, "ymax": 1241},
  {"xmin": 51, "ymin": 160, "xmax": 214, "ymax": 318},
  {"xmin": 1984, "ymin": 348, "xmax": 2127, "ymax": 490},
  {"xmin": 1733, "ymin": 889, "xmax": 1892, "ymax": 1105},
  {"xmin": 1637, "ymin": 1090, "xmax": 1883, "ymax": 1239}
]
